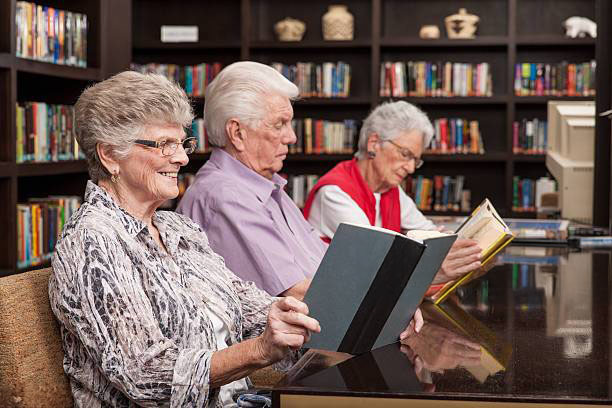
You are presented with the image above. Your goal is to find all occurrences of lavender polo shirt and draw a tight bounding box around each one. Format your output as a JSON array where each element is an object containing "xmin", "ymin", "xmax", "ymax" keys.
[{"xmin": 176, "ymin": 148, "xmax": 328, "ymax": 296}]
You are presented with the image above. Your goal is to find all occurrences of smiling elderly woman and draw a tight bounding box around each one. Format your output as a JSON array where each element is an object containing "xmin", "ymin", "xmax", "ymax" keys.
[
  {"xmin": 303, "ymin": 101, "xmax": 483, "ymax": 286},
  {"xmin": 48, "ymin": 71, "xmax": 321, "ymax": 408}
]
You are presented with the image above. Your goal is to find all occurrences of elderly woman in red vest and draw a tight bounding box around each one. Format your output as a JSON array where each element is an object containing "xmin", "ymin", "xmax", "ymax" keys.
[{"xmin": 303, "ymin": 101, "xmax": 482, "ymax": 285}]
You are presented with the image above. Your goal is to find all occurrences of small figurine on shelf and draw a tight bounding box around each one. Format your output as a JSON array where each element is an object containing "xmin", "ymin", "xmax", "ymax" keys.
[
  {"xmin": 563, "ymin": 16, "xmax": 597, "ymax": 38},
  {"xmin": 419, "ymin": 25, "xmax": 440, "ymax": 39},
  {"xmin": 274, "ymin": 17, "xmax": 306, "ymax": 42},
  {"xmin": 444, "ymin": 8, "xmax": 479, "ymax": 39},
  {"xmin": 322, "ymin": 4, "xmax": 354, "ymax": 41}
]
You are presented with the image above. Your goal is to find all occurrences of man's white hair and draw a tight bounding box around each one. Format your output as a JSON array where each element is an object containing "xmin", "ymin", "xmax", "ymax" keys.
[{"xmin": 204, "ymin": 61, "xmax": 299, "ymax": 147}]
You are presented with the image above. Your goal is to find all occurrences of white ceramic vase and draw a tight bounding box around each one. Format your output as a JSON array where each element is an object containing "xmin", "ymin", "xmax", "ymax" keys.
[{"xmin": 322, "ymin": 5, "xmax": 354, "ymax": 41}]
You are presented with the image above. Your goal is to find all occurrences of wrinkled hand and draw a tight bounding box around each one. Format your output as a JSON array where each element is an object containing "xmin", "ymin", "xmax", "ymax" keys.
[
  {"xmin": 400, "ymin": 322, "xmax": 481, "ymax": 373},
  {"xmin": 256, "ymin": 297, "xmax": 321, "ymax": 365},
  {"xmin": 432, "ymin": 238, "xmax": 482, "ymax": 284},
  {"xmin": 399, "ymin": 308, "xmax": 424, "ymax": 340}
]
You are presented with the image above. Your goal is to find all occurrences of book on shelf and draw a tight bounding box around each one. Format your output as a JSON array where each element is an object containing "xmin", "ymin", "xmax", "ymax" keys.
[
  {"xmin": 403, "ymin": 175, "xmax": 470, "ymax": 213},
  {"xmin": 430, "ymin": 198, "xmax": 514, "ymax": 304},
  {"xmin": 281, "ymin": 174, "xmax": 319, "ymax": 209},
  {"xmin": 131, "ymin": 62, "xmax": 222, "ymax": 97},
  {"xmin": 421, "ymin": 300, "xmax": 512, "ymax": 383},
  {"xmin": 504, "ymin": 218, "xmax": 569, "ymax": 241},
  {"xmin": 428, "ymin": 118, "xmax": 485, "ymax": 154},
  {"xmin": 514, "ymin": 61, "xmax": 596, "ymax": 97},
  {"xmin": 380, "ymin": 61, "xmax": 492, "ymax": 98},
  {"xmin": 17, "ymin": 196, "xmax": 81, "ymax": 269},
  {"xmin": 290, "ymin": 118, "xmax": 357, "ymax": 154},
  {"xmin": 304, "ymin": 223, "xmax": 457, "ymax": 355},
  {"xmin": 15, "ymin": 1, "xmax": 88, "ymax": 67},
  {"xmin": 512, "ymin": 176, "xmax": 556, "ymax": 212},
  {"xmin": 16, "ymin": 102, "xmax": 81, "ymax": 163},
  {"xmin": 271, "ymin": 62, "xmax": 351, "ymax": 98},
  {"xmin": 512, "ymin": 118, "xmax": 547, "ymax": 154},
  {"xmin": 190, "ymin": 118, "xmax": 211, "ymax": 153}
]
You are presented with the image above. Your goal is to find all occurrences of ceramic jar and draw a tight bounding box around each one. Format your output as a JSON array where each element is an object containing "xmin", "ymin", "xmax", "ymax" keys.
[{"xmin": 322, "ymin": 5, "xmax": 354, "ymax": 41}]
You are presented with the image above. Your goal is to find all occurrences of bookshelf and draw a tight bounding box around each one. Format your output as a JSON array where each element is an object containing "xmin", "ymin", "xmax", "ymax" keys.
[
  {"xmin": 130, "ymin": 0, "xmax": 610, "ymax": 224},
  {"xmin": 0, "ymin": 0, "xmax": 131, "ymax": 276}
]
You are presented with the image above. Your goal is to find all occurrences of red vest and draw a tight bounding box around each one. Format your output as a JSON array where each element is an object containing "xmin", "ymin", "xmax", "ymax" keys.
[{"xmin": 303, "ymin": 159, "xmax": 402, "ymax": 241}]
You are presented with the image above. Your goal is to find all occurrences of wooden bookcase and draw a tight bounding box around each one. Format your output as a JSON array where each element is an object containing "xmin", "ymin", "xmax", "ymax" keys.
[
  {"xmin": 3, "ymin": 0, "xmax": 610, "ymax": 275},
  {"xmin": 0, "ymin": 0, "xmax": 131, "ymax": 276},
  {"xmin": 131, "ymin": 0, "xmax": 607, "ymax": 220}
]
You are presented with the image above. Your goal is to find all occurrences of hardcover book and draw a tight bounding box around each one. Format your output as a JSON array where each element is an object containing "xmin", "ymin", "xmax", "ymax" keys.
[
  {"xmin": 431, "ymin": 198, "xmax": 514, "ymax": 304},
  {"xmin": 304, "ymin": 223, "xmax": 456, "ymax": 355}
]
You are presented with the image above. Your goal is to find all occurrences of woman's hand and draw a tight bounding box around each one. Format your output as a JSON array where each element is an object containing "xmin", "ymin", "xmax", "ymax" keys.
[
  {"xmin": 432, "ymin": 238, "xmax": 482, "ymax": 284},
  {"xmin": 399, "ymin": 308, "xmax": 424, "ymax": 340},
  {"xmin": 256, "ymin": 297, "xmax": 321, "ymax": 365}
]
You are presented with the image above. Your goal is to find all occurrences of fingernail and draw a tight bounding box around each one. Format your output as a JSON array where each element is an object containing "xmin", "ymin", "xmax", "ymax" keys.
[{"xmin": 400, "ymin": 332, "xmax": 407, "ymax": 340}]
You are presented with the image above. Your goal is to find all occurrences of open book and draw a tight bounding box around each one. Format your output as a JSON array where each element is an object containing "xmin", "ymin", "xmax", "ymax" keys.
[
  {"xmin": 431, "ymin": 198, "xmax": 514, "ymax": 304},
  {"xmin": 422, "ymin": 300, "xmax": 512, "ymax": 383},
  {"xmin": 303, "ymin": 222, "xmax": 457, "ymax": 355}
]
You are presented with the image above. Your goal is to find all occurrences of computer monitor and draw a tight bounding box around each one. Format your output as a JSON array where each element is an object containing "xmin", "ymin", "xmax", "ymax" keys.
[{"xmin": 545, "ymin": 101, "xmax": 595, "ymax": 224}]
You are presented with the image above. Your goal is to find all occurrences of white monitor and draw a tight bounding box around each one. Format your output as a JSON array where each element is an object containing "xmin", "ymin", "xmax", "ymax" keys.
[{"xmin": 545, "ymin": 101, "xmax": 595, "ymax": 224}]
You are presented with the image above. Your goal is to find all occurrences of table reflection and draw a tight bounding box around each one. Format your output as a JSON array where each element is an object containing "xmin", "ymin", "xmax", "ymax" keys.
[{"xmin": 276, "ymin": 247, "xmax": 611, "ymax": 403}]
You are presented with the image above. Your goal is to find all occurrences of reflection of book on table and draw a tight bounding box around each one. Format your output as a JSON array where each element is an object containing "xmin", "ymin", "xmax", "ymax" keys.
[
  {"xmin": 431, "ymin": 198, "xmax": 515, "ymax": 304},
  {"xmin": 304, "ymin": 223, "xmax": 456, "ymax": 355},
  {"xmin": 422, "ymin": 301, "xmax": 512, "ymax": 383}
]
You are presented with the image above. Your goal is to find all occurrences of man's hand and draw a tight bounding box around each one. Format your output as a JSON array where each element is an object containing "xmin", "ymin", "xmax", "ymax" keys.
[
  {"xmin": 432, "ymin": 238, "xmax": 482, "ymax": 284},
  {"xmin": 256, "ymin": 297, "xmax": 321, "ymax": 365}
]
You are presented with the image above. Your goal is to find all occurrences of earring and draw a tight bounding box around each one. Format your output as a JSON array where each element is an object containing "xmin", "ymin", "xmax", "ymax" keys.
[
  {"xmin": 367, "ymin": 151, "xmax": 376, "ymax": 159},
  {"xmin": 111, "ymin": 172, "xmax": 120, "ymax": 183}
]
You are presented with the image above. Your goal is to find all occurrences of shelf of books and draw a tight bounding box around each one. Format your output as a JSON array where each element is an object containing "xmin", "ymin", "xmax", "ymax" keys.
[{"xmin": 0, "ymin": 0, "xmax": 131, "ymax": 276}]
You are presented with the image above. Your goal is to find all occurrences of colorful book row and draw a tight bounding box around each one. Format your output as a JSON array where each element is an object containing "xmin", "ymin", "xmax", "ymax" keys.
[
  {"xmin": 290, "ymin": 118, "xmax": 358, "ymax": 154},
  {"xmin": 428, "ymin": 118, "xmax": 485, "ymax": 154},
  {"xmin": 512, "ymin": 119, "xmax": 547, "ymax": 154},
  {"xmin": 16, "ymin": 102, "xmax": 82, "ymax": 163},
  {"xmin": 404, "ymin": 175, "xmax": 470, "ymax": 212},
  {"xmin": 512, "ymin": 176, "xmax": 556, "ymax": 212},
  {"xmin": 17, "ymin": 196, "xmax": 80, "ymax": 269},
  {"xmin": 271, "ymin": 62, "xmax": 351, "ymax": 98},
  {"xmin": 131, "ymin": 62, "xmax": 223, "ymax": 97},
  {"xmin": 191, "ymin": 118, "xmax": 211, "ymax": 153},
  {"xmin": 15, "ymin": 1, "xmax": 88, "ymax": 67},
  {"xmin": 282, "ymin": 174, "xmax": 319, "ymax": 209},
  {"xmin": 380, "ymin": 61, "xmax": 493, "ymax": 98},
  {"xmin": 513, "ymin": 61, "xmax": 596, "ymax": 97}
]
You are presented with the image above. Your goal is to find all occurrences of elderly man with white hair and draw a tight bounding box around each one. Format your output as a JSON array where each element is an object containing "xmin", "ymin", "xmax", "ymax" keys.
[
  {"xmin": 177, "ymin": 61, "xmax": 326, "ymax": 300},
  {"xmin": 303, "ymin": 101, "xmax": 483, "ymax": 289}
]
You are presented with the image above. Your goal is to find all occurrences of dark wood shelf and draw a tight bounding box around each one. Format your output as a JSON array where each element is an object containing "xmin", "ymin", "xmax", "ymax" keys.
[
  {"xmin": 250, "ymin": 40, "xmax": 371, "ymax": 49},
  {"xmin": 422, "ymin": 210, "xmax": 470, "ymax": 217},
  {"xmin": 294, "ymin": 97, "xmax": 371, "ymax": 106},
  {"xmin": 287, "ymin": 153, "xmax": 354, "ymax": 162},
  {"xmin": 423, "ymin": 153, "xmax": 507, "ymax": 162},
  {"xmin": 381, "ymin": 36, "xmax": 508, "ymax": 48},
  {"xmin": 188, "ymin": 152, "xmax": 212, "ymax": 161},
  {"xmin": 133, "ymin": 40, "xmax": 241, "ymax": 51},
  {"xmin": 17, "ymin": 160, "xmax": 88, "ymax": 177},
  {"xmin": 0, "ymin": 162, "xmax": 13, "ymax": 177},
  {"xmin": 14, "ymin": 57, "xmax": 101, "ymax": 81},
  {"xmin": 510, "ymin": 210, "xmax": 538, "ymax": 218},
  {"xmin": 383, "ymin": 96, "xmax": 508, "ymax": 105},
  {"xmin": 0, "ymin": 53, "xmax": 10, "ymax": 68},
  {"xmin": 513, "ymin": 95, "xmax": 594, "ymax": 104},
  {"xmin": 516, "ymin": 35, "xmax": 596, "ymax": 46},
  {"xmin": 512, "ymin": 155, "xmax": 546, "ymax": 162}
]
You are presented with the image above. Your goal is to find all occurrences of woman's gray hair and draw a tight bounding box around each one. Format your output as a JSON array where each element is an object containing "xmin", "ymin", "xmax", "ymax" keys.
[
  {"xmin": 204, "ymin": 61, "xmax": 299, "ymax": 147},
  {"xmin": 74, "ymin": 70, "xmax": 194, "ymax": 183},
  {"xmin": 356, "ymin": 101, "xmax": 434, "ymax": 159}
]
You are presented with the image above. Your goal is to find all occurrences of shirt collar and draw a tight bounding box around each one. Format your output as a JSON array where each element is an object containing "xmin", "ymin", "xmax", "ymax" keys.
[
  {"xmin": 207, "ymin": 148, "xmax": 287, "ymax": 202},
  {"xmin": 84, "ymin": 180, "xmax": 149, "ymax": 238}
]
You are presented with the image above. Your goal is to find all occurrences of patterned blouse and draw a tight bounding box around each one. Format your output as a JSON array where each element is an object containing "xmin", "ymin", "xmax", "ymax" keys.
[{"xmin": 49, "ymin": 181, "xmax": 275, "ymax": 407}]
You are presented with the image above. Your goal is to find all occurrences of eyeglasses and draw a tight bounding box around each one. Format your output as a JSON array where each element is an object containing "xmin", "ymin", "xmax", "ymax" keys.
[
  {"xmin": 133, "ymin": 137, "xmax": 197, "ymax": 156},
  {"xmin": 385, "ymin": 140, "xmax": 424, "ymax": 168}
]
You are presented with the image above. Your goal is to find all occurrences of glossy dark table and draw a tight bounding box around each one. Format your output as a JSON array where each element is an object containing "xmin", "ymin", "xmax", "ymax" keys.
[{"xmin": 273, "ymin": 246, "xmax": 612, "ymax": 407}]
